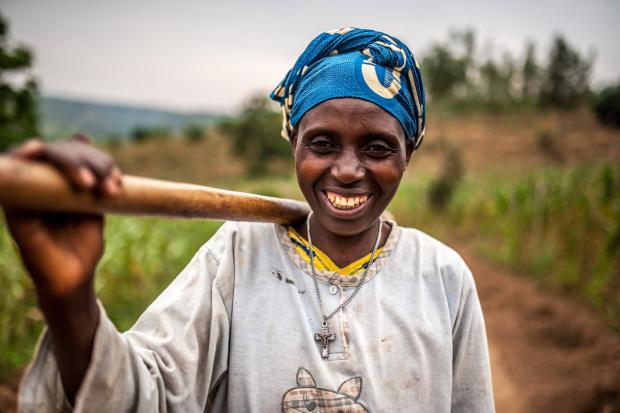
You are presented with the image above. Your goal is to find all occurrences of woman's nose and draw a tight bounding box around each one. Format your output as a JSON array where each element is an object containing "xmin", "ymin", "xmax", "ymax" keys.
[{"xmin": 331, "ymin": 149, "xmax": 365, "ymax": 184}]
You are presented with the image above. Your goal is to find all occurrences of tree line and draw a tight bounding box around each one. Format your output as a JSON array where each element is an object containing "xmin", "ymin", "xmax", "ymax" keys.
[
  {"xmin": 1, "ymin": 10, "xmax": 619, "ymax": 158},
  {"xmin": 421, "ymin": 28, "xmax": 596, "ymax": 110}
]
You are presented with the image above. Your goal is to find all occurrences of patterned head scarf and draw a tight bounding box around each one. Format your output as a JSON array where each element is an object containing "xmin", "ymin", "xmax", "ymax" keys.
[{"xmin": 271, "ymin": 27, "xmax": 426, "ymax": 149}]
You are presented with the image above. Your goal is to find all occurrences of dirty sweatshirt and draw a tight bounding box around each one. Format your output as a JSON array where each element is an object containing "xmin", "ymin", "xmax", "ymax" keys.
[{"xmin": 18, "ymin": 220, "xmax": 495, "ymax": 412}]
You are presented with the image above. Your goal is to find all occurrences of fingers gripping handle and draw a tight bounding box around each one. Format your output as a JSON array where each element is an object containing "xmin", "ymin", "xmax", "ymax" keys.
[{"xmin": 0, "ymin": 156, "xmax": 310, "ymax": 224}]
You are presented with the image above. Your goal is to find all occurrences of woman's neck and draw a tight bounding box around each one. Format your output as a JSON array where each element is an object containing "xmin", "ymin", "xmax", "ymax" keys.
[{"xmin": 294, "ymin": 217, "xmax": 390, "ymax": 268}]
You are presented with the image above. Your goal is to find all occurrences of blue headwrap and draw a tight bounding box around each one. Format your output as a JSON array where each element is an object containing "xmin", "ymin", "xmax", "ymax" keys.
[{"xmin": 271, "ymin": 27, "xmax": 426, "ymax": 149}]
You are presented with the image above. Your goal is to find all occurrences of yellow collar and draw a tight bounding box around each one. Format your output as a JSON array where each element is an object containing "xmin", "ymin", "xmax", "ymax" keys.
[{"xmin": 287, "ymin": 226, "xmax": 384, "ymax": 277}]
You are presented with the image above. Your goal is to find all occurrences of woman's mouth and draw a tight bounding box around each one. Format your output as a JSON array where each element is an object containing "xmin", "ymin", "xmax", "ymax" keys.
[{"xmin": 321, "ymin": 191, "xmax": 371, "ymax": 213}]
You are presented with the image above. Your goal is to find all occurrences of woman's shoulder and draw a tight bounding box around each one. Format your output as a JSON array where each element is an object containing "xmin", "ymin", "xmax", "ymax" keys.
[
  {"xmin": 209, "ymin": 220, "xmax": 276, "ymax": 239},
  {"xmin": 200, "ymin": 221, "xmax": 280, "ymax": 260},
  {"xmin": 396, "ymin": 226, "xmax": 465, "ymax": 263},
  {"xmin": 394, "ymin": 225, "xmax": 474, "ymax": 287}
]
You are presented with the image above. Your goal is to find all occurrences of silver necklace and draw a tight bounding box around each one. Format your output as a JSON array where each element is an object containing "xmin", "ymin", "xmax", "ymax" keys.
[{"xmin": 306, "ymin": 211, "xmax": 383, "ymax": 359}]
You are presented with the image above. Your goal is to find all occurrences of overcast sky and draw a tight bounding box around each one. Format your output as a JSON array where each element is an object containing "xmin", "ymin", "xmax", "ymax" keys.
[{"xmin": 2, "ymin": 0, "xmax": 619, "ymax": 112}]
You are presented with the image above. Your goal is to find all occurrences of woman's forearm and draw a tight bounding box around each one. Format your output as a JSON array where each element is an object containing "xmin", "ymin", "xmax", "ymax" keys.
[{"xmin": 37, "ymin": 282, "xmax": 100, "ymax": 404}]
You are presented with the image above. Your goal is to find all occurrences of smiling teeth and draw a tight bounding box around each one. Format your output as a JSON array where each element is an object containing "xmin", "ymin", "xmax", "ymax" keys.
[{"xmin": 326, "ymin": 192, "xmax": 369, "ymax": 210}]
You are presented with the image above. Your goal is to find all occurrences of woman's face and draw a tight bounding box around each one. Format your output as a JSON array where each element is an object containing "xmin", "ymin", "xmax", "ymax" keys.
[{"xmin": 292, "ymin": 98, "xmax": 413, "ymax": 237}]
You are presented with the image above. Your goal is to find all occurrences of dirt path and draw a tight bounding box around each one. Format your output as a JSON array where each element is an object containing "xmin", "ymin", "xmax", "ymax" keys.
[
  {"xmin": 456, "ymin": 245, "xmax": 620, "ymax": 413},
  {"xmin": 1, "ymin": 248, "xmax": 619, "ymax": 413},
  {"xmin": 0, "ymin": 374, "xmax": 18, "ymax": 413}
]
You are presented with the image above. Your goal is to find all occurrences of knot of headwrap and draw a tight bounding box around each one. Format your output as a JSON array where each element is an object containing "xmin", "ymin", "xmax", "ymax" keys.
[{"xmin": 271, "ymin": 27, "xmax": 426, "ymax": 149}]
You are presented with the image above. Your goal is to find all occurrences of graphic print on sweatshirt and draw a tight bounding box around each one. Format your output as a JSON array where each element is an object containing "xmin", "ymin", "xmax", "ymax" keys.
[{"xmin": 281, "ymin": 367, "xmax": 369, "ymax": 412}]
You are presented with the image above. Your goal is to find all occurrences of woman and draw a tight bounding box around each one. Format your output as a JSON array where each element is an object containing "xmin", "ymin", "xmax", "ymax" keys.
[{"xmin": 6, "ymin": 28, "xmax": 494, "ymax": 412}]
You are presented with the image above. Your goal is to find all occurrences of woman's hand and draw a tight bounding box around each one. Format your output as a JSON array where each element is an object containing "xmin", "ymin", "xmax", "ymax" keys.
[
  {"xmin": 2, "ymin": 135, "xmax": 123, "ymax": 402},
  {"xmin": 3, "ymin": 135, "xmax": 122, "ymax": 299}
]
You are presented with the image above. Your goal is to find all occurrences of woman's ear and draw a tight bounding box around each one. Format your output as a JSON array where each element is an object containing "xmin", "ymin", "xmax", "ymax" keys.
[{"xmin": 405, "ymin": 140, "xmax": 415, "ymax": 165}]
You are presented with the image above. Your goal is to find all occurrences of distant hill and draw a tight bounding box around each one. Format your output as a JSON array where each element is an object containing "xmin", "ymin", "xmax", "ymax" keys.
[{"xmin": 38, "ymin": 96, "xmax": 221, "ymax": 140}]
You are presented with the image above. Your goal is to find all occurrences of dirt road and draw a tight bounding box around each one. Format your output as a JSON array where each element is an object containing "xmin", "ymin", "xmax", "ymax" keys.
[
  {"xmin": 456, "ymin": 246, "xmax": 620, "ymax": 413},
  {"xmin": 1, "ymin": 247, "xmax": 619, "ymax": 413}
]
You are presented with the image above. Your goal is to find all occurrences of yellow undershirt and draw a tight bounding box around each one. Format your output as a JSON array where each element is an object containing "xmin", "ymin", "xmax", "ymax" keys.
[{"xmin": 287, "ymin": 226, "xmax": 383, "ymax": 277}]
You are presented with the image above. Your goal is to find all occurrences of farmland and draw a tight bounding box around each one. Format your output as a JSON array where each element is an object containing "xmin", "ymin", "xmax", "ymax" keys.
[{"xmin": 1, "ymin": 108, "xmax": 619, "ymax": 411}]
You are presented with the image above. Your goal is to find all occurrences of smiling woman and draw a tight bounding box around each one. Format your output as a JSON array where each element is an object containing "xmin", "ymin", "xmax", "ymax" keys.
[
  {"xmin": 7, "ymin": 28, "xmax": 494, "ymax": 412},
  {"xmin": 292, "ymin": 98, "xmax": 411, "ymax": 245}
]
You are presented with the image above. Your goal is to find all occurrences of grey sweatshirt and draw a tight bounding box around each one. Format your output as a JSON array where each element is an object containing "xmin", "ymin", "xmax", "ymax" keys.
[{"xmin": 18, "ymin": 221, "xmax": 495, "ymax": 412}]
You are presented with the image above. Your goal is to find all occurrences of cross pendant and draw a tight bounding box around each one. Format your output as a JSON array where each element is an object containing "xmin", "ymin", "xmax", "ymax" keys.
[{"xmin": 314, "ymin": 321, "xmax": 336, "ymax": 359}]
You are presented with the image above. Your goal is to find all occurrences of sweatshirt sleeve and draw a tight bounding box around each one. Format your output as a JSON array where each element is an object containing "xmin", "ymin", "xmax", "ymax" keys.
[
  {"xmin": 451, "ymin": 265, "xmax": 495, "ymax": 413},
  {"xmin": 18, "ymin": 237, "xmax": 233, "ymax": 413}
]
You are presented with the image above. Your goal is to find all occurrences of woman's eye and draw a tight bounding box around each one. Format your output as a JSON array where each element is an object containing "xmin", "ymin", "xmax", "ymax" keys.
[
  {"xmin": 309, "ymin": 139, "xmax": 336, "ymax": 152},
  {"xmin": 364, "ymin": 144, "xmax": 392, "ymax": 156}
]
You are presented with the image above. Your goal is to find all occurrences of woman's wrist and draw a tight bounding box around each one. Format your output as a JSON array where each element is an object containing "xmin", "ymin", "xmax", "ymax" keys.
[{"xmin": 36, "ymin": 279, "xmax": 100, "ymax": 336}]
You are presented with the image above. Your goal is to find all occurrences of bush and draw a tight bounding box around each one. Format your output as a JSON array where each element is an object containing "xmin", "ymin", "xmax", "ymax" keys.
[
  {"xmin": 593, "ymin": 84, "xmax": 620, "ymax": 127},
  {"xmin": 183, "ymin": 124, "xmax": 205, "ymax": 143},
  {"xmin": 536, "ymin": 131, "xmax": 564, "ymax": 163},
  {"xmin": 218, "ymin": 94, "xmax": 291, "ymax": 175},
  {"xmin": 428, "ymin": 143, "xmax": 464, "ymax": 210},
  {"xmin": 130, "ymin": 126, "xmax": 170, "ymax": 143}
]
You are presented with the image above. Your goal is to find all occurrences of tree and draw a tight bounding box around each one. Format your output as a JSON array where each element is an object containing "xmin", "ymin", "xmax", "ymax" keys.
[
  {"xmin": 539, "ymin": 34, "xmax": 592, "ymax": 109},
  {"xmin": 421, "ymin": 44, "xmax": 468, "ymax": 101},
  {"xmin": 421, "ymin": 29, "xmax": 479, "ymax": 102},
  {"xmin": 183, "ymin": 124, "xmax": 205, "ymax": 143},
  {"xmin": 220, "ymin": 94, "xmax": 291, "ymax": 175},
  {"xmin": 521, "ymin": 41, "xmax": 540, "ymax": 103},
  {"xmin": 0, "ymin": 12, "xmax": 38, "ymax": 151},
  {"xmin": 449, "ymin": 28, "xmax": 477, "ymax": 99},
  {"xmin": 479, "ymin": 53, "xmax": 516, "ymax": 108},
  {"xmin": 130, "ymin": 125, "xmax": 169, "ymax": 143},
  {"xmin": 593, "ymin": 83, "xmax": 620, "ymax": 127}
]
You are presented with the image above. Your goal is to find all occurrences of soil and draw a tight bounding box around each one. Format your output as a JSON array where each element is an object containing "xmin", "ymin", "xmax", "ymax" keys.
[
  {"xmin": 1, "ymin": 246, "xmax": 619, "ymax": 413},
  {"xmin": 0, "ymin": 373, "xmax": 19, "ymax": 413},
  {"xmin": 455, "ymin": 245, "xmax": 620, "ymax": 413}
]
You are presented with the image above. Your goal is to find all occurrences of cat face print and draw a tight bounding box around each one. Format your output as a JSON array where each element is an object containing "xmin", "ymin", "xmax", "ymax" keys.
[{"xmin": 282, "ymin": 368, "xmax": 368, "ymax": 412}]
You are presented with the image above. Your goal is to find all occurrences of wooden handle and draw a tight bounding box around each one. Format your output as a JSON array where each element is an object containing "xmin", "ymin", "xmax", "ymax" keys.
[{"xmin": 0, "ymin": 156, "xmax": 310, "ymax": 224}]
